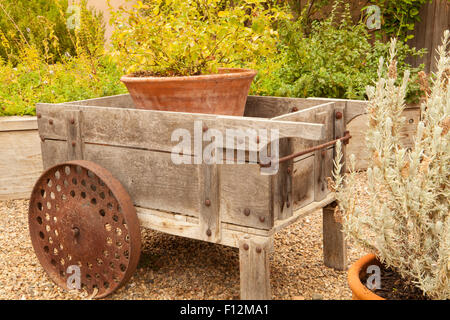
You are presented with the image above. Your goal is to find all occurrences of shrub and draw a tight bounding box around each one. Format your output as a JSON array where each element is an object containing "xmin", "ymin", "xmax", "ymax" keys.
[
  {"xmin": 0, "ymin": 1, "xmax": 123, "ymax": 117},
  {"xmin": 252, "ymin": 2, "xmax": 425, "ymax": 104},
  {"xmin": 332, "ymin": 34, "xmax": 449, "ymax": 299},
  {"xmin": 110, "ymin": 0, "xmax": 291, "ymax": 76}
]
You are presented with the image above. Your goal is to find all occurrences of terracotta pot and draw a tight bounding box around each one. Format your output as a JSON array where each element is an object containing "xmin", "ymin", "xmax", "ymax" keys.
[
  {"xmin": 348, "ymin": 253, "xmax": 385, "ymax": 300},
  {"xmin": 120, "ymin": 68, "xmax": 257, "ymax": 116}
]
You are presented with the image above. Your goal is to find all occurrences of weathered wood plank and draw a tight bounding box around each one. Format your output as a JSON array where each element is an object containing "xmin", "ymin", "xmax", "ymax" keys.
[
  {"xmin": 0, "ymin": 116, "xmax": 38, "ymax": 131},
  {"xmin": 219, "ymin": 164, "xmax": 273, "ymax": 230},
  {"xmin": 64, "ymin": 94, "xmax": 134, "ymax": 108},
  {"xmin": 272, "ymin": 192, "xmax": 335, "ymax": 234},
  {"xmin": 306, "ymin": 98, "xmax": 367, "ymax": 124},
  {"xmin": 199, "ymin": 163, "xmax": 221, "ymax": 242},
  {"xmin": 84, "ymin": 143, "xmax": 201, "ymax": 217},
  {"xmin": 37, "ymin": 103, "xmax": 326, "ymax": 155},
  {"xmin": 245, "ymin": 95, "xmax": 324, "ymax": 118},
  {"xmin": 271, "ymin": 138, "xmax": 293, "ymax": 221},
  {"xmin": 292, "ymin": 155, "xmax": 315, "ymax": 211},
  {"xmin": 314, "ymin": 110, "xmax": 334, "ymax": 201},
  {"xmin": 239, "ymin": 235, "xmax": 272, "ymax": 300},
  {"xmin": 136, "ymin": 206, "xmax": 269, "ymax": 248},
  {"xmin": 40, "ymin": 139, "xmax": 69, "ymax": 170},
  {"xmin": 65, "ymin": 110, "xmax": 84, "ymax": 160},
  {"xmin": 36, "ymin": 104, "xmax": 80, "ymax": 140},
  {"xmin": 40, "ymin": 139, "xmax": 201, "ymax": 216},
  {"xmin": 323, "ymin": 203, "xmax": 347, "ymax": 270},
  {"xmin": 346, "ymin": 108, "xmax": 420, "ymax": 171},
  {"xmin": 0, "ymin": 129, "xmax": 43, "ymax": 200}
]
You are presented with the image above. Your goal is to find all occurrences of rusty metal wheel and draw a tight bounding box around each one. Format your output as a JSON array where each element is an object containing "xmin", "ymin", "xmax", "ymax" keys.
[{"xmin": 28, "ymin": 160, "xmax": 141, "ymax": 299}]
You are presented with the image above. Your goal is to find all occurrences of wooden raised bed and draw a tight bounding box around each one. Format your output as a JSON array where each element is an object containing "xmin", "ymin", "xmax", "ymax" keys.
[{"xmin": 0, "ymin": 116, "xmax": 43, "ymax": 200}]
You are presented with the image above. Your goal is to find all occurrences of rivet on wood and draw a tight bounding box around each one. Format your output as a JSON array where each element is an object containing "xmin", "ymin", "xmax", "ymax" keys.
[
  {"xmin": 202, "ymin": 125, "xmax": 208, "ymax": 132},
  {"xmin": 206, "ymin": 229, "xmax": 212, "ymax": 237},
  {"xmin": 49, "ymin": 119, "xmax": 54, "ymax": 125},
  {"xmin": 259, "ymin": 216, "xmax": 265, "ymax": 223},
  {"xmin": 256, "ymin": 247, "xmax": 262, "ymax": 253},
  {"xmin": 291, "ymin": 107, "xmax": 298, "ymax": 112},
  {"xmin": 70, "ymin": 118, "xmax": 75, "ymax": 124},
  {"xmin": 335, "ymin": 111, "xmax": 343, "ymax": 119},
  {"xmin": 244, "ymin": 208, "xmax": 250, "ymax": 216},
  {"xmin": 37, "ymin": 113, "xmax": 42, "ymax": 119},
  {"xmin": 72, "ymin": 141, "xmax": 76, "ymax": 147},
  {"xmin": 287, "ymin": 167, "xmax": 292, "ymax": 174},
  {"xmin": 205, "ymin": 199, "xmax": 211, "ymax": 207},
  {"xmin": 409, "ymin": 118, "xmax": 414, "ymax": 124},
  {"xmin": 243, "ymin": 243, "xmax": 249, "ymax": 251}
]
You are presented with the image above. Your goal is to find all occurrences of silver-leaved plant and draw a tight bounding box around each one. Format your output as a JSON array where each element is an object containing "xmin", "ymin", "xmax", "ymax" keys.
[{"xmin": 332, "ymin": 31, "xmax": 449, "ymax": 299}]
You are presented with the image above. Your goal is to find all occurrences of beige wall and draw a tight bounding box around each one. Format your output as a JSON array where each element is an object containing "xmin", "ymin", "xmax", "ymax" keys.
[{"xmin": 70, "ymin": 0, "xmax": 137, "ymax": 45}]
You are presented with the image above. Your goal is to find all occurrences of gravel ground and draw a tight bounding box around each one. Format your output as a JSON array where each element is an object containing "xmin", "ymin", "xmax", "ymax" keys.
[{"xmin": 0, "ymin": 174, "xmax": 368, "ymax": 300}]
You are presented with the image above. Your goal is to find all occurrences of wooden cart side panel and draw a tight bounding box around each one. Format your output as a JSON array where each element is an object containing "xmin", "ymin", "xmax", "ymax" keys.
[
  {"xmin": 305, "ymin": 97, "xmax": 368, "ymax": 125},
  {"xmin": 271, "ymin": 102, "xmax": 336, "ymax": 214},
  {"xmin": 62, "ymin": 94, "xmax": 134, "ymax": 108},
  {"xmin": 219, "ymin": 164, "xmax": 273, "ymax": 230},
  {"xmin": 40, "ymin": 139, "xmax": 201, "ymax": 217},
  {"xmin": 245, "ymin": 95, "xmax": 328, "ymax": 119},
  {"xmin": 271, "ymin": 138, "xmax": 293, "ymax": 221},
  {"xmin": 84, "ymin": 144, "xmax": 201, "ymax": 217},
  {"xmin": 199, "ymin": 163, "xmax": 221, "ymax": 242},
  {"xmin": 37, "ymin": 103, "xmax": 326, "ymax": 155},
  {"xmin": 40, "ymin": 139, "xmax": 70, "ymax": 170},
  {"xmin": 292, "ymin": 155, "xmax": 315, "ymax": 209}
]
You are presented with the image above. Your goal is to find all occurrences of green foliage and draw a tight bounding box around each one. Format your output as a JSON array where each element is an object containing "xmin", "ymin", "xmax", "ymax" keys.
[
  {"xmin": 0, "ymin": 0, "xmax": 105, "ymax": 65},
  {"xmin": 0, "ymin": 1, "xmax": 123, "ymax": 117},
  {"xmin": 367, "ymin": 0, "xmax": 432, "ymax": 41},
  {"xmin": 252, "ymin": 3, "xmax": 426, "ymax": 104},
  {"xmin": 110, "ymin": 0, "xmax": 291, "ymax": 76},
  {"xmin": 0, "ymin": 54, "xmax": 126, "ymax": 117}
]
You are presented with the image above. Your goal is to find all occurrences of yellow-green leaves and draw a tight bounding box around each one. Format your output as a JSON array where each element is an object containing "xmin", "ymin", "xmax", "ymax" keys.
[{"xmin": 110, "ymin": 0, "xmax": 290, "ymax": 76}]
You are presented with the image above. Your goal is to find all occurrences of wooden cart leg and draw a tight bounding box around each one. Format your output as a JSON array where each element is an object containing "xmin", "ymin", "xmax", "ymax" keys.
[
  {"xmin": 239, "ymin": 235, "xmax": 272, "ymax": 300},
  {"xmin": 322, "ymin": 201, "xmax": 347, "ymax": 270}
]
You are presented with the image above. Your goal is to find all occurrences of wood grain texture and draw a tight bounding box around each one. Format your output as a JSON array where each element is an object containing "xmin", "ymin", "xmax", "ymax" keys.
[
  {"xmin": 239, "ymin": 235, "xmax": 272, "ymax": 300},
  {"xmin": 0, "ymin": 129, "xmax": 43, "ymax": 200},
  {"xmin": 37, "ymin": 103, "xmax": 326, "ymax": 155},
  {"xmin": 407, "ymin": 0, "xmax": 449, "ymax": 74},
  {"xmin": 219, "ymin": 164, "xmax": 273, "ymax": 230},
  {"xmin": 137, "ymin": 207, "xmax": 258, "ymax": 248},
  {"xmin": 0, "ymin": 116, "xmax": 38, "ymax": 131},
  {"xmin": 199, "ymin": 163, "xmax": 221, "ymax": 242},
  {"xmin": 245, "ymin": 95, "xmax": 325, "ymax": 118},
  {"xmin": 65, "ymin": 110, "xmax": 84, "ymax": 160},
  {"xmin": 323, "ymin": 203, "xmax": 347, "ymax": 270},
  {"xmin": 346, "ymin": 108, "xmax": 420, "ymax": 171},
  {"xmin": 292, "ymin": 155, "xmax": 315, "ymax": 211}
]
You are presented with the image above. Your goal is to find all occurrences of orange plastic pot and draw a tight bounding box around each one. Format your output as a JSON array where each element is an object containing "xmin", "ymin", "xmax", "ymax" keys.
[
  {"xmin": 348, "ymin": 253, "xmax": 385, "ymax": 300},
  {"xmin": 121, "ymin": 68, "xmax": 257, "ymax": 116}
]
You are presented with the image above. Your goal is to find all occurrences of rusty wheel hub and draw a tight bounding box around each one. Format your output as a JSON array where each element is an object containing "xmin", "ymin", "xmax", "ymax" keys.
[{"xmin": 28, "ymin": 160, "xmax": 141, "ymax": 299}]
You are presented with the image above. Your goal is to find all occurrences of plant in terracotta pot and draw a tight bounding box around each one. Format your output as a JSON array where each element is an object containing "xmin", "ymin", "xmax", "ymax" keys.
[
  {"xmin": 109, "ymin": 0, "xmax": 289, "ymax": 115},
  {"xmin": 330, "ymin": 33, "xmax": 449, "ymax": 300}
]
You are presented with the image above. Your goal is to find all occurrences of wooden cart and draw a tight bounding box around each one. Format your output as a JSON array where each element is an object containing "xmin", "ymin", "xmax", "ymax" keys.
[{"xmin": 29, "ymin": 94, "xmax": 365, "ymax": 299}]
